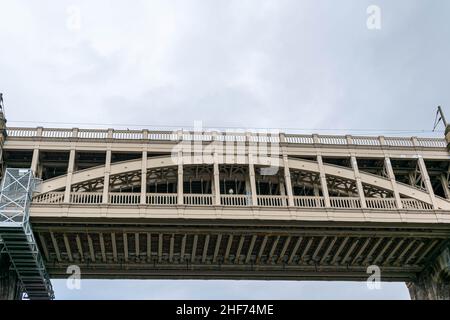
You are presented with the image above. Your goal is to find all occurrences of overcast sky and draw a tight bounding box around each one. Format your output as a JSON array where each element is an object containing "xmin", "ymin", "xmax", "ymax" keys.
[{"xmin": 1, "ymin": 0, "xmax": 449, "ymax": 299}]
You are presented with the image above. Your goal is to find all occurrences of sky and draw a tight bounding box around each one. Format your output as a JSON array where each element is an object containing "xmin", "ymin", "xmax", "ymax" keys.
[{"xmin": 1, "ymin": 0, "xmax": 449, "ymax": 299}]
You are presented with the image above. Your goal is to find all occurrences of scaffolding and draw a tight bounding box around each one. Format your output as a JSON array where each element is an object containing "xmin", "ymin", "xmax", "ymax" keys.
[{"xmin": 0, "ymin": 168, "xmax": 54, "ymax": 300}]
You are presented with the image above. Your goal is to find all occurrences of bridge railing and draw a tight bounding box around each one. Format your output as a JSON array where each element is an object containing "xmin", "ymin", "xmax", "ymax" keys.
[
  {"xmin": 365, "ymin": 198, "xmax": 397, "ymax": 209},
  {"xmin": 400, "ymin": 199, "xmax": 434, "ymax": 210},
  {"xmin": 257, "ymin": 195, "xmax": 288, "ymax": 207},
  {"xmin": 293, "ymin": 196, "xmax": 325, "ymax": 208},
  {"xmin": 33, "ymin": 192, "xmax": 65, "ymax": 204},
  {"xmin": 109, "ymin": 193, "xmax": 140, "ymax": 205},
  {"xmin": 221, "ymin": 194, "xmax": 251, "ymax": 206},
  {"xmin": 6, "ymin": 127, "xmax": 446, "ymax": 149},
  {"xmin": 330, "ymin": 197, "xmax": 362, "ymax": 209},
  {"xmin": 31, "ymin": 192, "xmax": 437, "ymax": 211},
  {"xmin": 146, "ymin": 193, "xmax": 177, "ymax": 205},
  {"xmin": 183, "ymin": 194, "xmax": 214, "ymax": 206},
  {"xmin": 70, "ymin": 192, "xmax": 103, "ymax": 204}
]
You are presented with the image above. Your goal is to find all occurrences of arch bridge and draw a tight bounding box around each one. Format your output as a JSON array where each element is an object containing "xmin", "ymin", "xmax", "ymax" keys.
[{"xmin": 1, "ymin": 123, "xmax": 450, "ymax": 299}]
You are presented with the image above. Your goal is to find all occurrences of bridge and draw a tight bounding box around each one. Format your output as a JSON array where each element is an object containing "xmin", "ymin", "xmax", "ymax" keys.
[{"xmin": 1, "ymin": 111, "xmax": 450, "ymax": 299}]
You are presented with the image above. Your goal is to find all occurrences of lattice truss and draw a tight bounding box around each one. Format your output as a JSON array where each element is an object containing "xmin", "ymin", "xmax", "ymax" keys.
[
  {"xmin": 290, "ymin": 170, "xmax": 322, "ymax": 196},
  {"xmin": 0, "ymin": 168, "xmax": 54, "ymax": 300},
  {"xmin": 63, "ymin": 163, "xmax": 395, "ymax": 198},
  {"xmin": 408, "ymin": 162, "xmax": 427, "ymax": 191}
]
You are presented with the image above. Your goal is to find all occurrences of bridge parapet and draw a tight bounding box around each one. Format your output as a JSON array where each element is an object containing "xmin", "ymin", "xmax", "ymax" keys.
[{"xmin": 5, "ymin": 126, "xmax": 447, "ymax": 149}]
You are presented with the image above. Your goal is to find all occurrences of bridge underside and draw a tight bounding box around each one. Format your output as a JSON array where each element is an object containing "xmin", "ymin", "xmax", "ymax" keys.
[{"xmin": 31, "ymin": 217, "xmax": 449, "ymax": 282}]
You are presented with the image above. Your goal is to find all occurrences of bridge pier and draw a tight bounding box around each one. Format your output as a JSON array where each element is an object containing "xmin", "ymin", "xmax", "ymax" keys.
[
  {"xmin": 0, "ymin": 253, "xmax": 22, "ymax": 300},
  {"xmin": 407, "ymin": 247, "xmax": 450, "ymax": 300}
]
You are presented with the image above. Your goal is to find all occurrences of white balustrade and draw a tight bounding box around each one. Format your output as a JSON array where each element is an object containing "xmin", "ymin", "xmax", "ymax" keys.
[
  {"xmin": 400, "ymin": 199, "xmax": 433, "ymax": 210},
  {"xmin": 42, "ymin": 129, "xmax": 72, "ymax": 138},
  {"xmin": 385, "ymin": 137, "xmax": 414, "ymax": 147},
  {"xmin": 112, "ymin": 131, "xmax": 143, "ymax": 140},
  {"xmin": 417, "ymin": 138, "xmax": 446, "ymax": 148},
  {"xmin": 33, "ymin": 192, "xmax": 65, "ymax": 204},
  {"xmin": 6, "ymin": 126, "xmax": 447, "ymax": 150},
  {"xmin": 78, "ymin": 129, "xmax": 108, "ymax": 139},
  {"xmin": 6, "ymin": 127, "xmax": 38, "ymax": 137},
  {"xmin": 70, "ymin": 192, "xmax": 103, "ymax": 204},
  {"xmin": 293, "ymin": 196, "xmax": 325, "ymax": 208},
  {"xmin": 220, "ymin": 195, "xmax": 251, "ymax": 206},
  {"xmin": 318, "ymin": 135, "xmax": 347, "ymax": 145},
  {"xmin": 257, "ymin": 195, "xmax": 288, "ymax": 207},
  {"xmin": 330, "ymin": 197, "xmax": 361, "ymax": 209},
  {"xmin": 146, "ymin": 193, "xmax": 177, "ymax": 205},
  {"xmin": 365, "ymin": 198, "xmax": 397, "ymax": 209},
  {"xmin": 109, "ymin": 193, "xmax": 140, "ymax": 205},
  {"xmin": 351, "ymin": 136, "xmax": 380, "ymax": 146}
]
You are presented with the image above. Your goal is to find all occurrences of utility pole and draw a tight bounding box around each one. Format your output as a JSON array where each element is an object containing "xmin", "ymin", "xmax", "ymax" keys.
[{"xmin": 434, "ymin": 106, "xmax": 450, "ymax": 151}]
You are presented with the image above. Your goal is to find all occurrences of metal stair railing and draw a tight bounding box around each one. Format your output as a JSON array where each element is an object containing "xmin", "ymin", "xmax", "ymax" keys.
[{"xmin": 0, "ymin": 168, "xmax": 54, "ymax": 300}]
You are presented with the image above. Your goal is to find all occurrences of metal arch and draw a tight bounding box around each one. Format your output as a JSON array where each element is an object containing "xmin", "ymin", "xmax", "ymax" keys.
[{"xmin": 37, "ymin": 155, "xmax": 450, "ymax": 208}]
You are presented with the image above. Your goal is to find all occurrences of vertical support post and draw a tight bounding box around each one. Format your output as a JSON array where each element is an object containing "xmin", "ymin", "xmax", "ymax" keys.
[
  {"xmin": 417, "ymin": 156, "xmax": 437, "ymax": 209},
  {"xmin": 213, "ymin": 152, "xmax": 221, "ymax": 205},
  {"xmin": 248, "ymin": 154, "xmax": 258, "ymax": 206},
  {"xmin": 384, "ymin": 157, "xmax": 403, "ymax": 209},
  {"xmin": 177, "ymin": 151, "xmax": 183, "ymax": 205},
  {"xmin": 64, "ymin": 149, "xmax": 76, "ymax": 203},
  {"xmin": 140, "ymin": 150, "xmax": 147, "ymax": 204},
  {"xmin": 283, "ymin": 154, "xmax": 294, "ymax": 207},
  {"xmin": 102, "ymin": 149, "xmax": 112, "ymax": 204},
  {"xmin": 30, "ymin": 148, "xmax": 39, "ymax": 175},
  {"xmin": 350, "ymin": 155, "xmax": 367, "ymax": 208},
  {"xmin": 316, "ymin": 155, "xmax": 331, "ymax": 207}
]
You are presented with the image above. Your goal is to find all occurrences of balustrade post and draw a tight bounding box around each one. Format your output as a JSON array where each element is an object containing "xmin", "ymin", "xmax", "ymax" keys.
[
  {"xmin": 142, "ymin": 129, "xmax": 149, "ymax": 140},
  {"xmin": 71, "ymin": 127, "xmax": 79, "ymax": 138},
  {"xmin": 345, "ymin": 135, "xmax": 353, "ymax": 145}
]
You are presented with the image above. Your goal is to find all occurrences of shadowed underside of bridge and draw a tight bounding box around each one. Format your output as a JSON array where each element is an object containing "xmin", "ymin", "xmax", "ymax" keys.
[{"xmin": 32, "ymin": 218, "xmax": 450, "ymax": 282}]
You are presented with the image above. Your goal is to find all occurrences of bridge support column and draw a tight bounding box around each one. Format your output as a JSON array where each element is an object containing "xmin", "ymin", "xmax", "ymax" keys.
[
  {"xmin": 248, "ymin": 154, "xmax": 258, "ymax": 206},
  {"xmin": 0, "ymin": 253, "xmax": 22, "ymax": 300},
  {"xmin": 407, "ymin": 246, "xmax": 450, "ymax": 300},
  {"xmin": 30, "ymin": 148, "xmax": 39, "ymax": 176},
  {"xmin": 283, "ymin": 155, "xmax": 294, "ymax": 207},
  {"xmin": 64, "ymin": 149, "xmax": 76, "ymax": 203},
  {"xmin": 351, "ymin": 155, "xmax": 366, "ymax": 208},
  {"xmin": 384, "ymin": 157, "xmax": 403, "ymax": 209},
  {"xmin": 102, "ymin": 149, "xmax": 112, "ymax": 204},
  {"xmin": 177, "ymin": 151, "xmax": 183, "ymax": 205},
  {"xmin": 417, "ymin": 156, "xmax": 437, "ymax": 209},
  {"xmin": 140, "ymin": 151, "xmax": 147, "ymax": 205},
  {"xmin": 213, "ymin": 153, "xmax": 221, "ymax": 205},
  {"xmin": 317, "ymin": 155, "xmax": 331, "ymax": 207}
]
